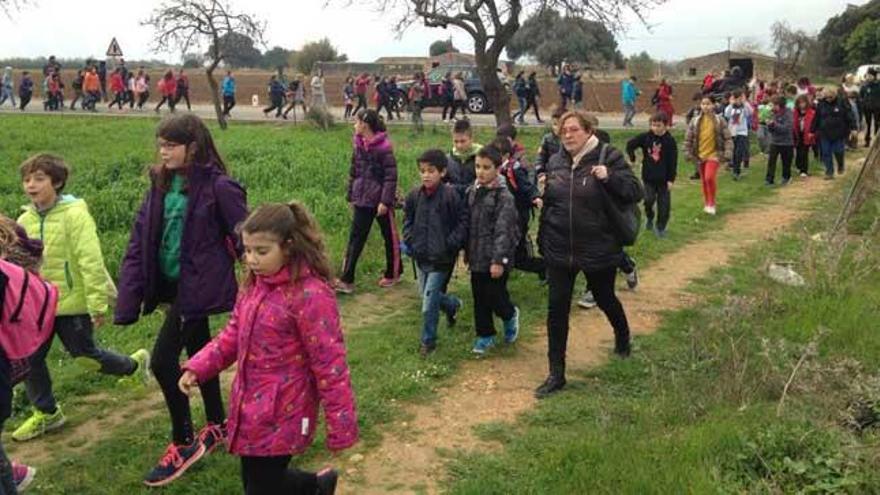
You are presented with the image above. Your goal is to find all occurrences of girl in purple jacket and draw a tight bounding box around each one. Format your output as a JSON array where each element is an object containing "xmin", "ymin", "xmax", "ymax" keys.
[
  {"xmin": 334, "ymin": 109, "xmax": 402, "ymax": 294},
  {"xmin": 180, "ymin": 202, "xmax": 358, "ymax": 494},
  {"xmin": 114, "ymin": 114, "xmax": 248, "ymax": 487}
]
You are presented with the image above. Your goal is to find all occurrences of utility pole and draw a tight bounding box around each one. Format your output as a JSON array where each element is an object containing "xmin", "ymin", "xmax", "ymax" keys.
[{"xmin": 727, "ymin": 36, "xmax": 732, "ymax": 63}]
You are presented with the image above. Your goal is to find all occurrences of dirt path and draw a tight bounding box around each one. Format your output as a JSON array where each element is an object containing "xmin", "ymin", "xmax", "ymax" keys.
[{"xmin": 350, "ymin": 168, "xmax": 856, "ymax": 494}]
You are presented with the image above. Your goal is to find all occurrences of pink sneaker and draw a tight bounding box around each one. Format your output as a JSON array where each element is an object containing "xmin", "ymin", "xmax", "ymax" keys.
[
  {"xmin": 197, "ymin": 422, "xmax": 227, "ymax": 455},
  {"xmin": 377, "ymin": 277, "xmax": 400, "ymax": 288},
  {"xmin": 12, "ymin": 462, "xmax": 36, "ymax": 492}
]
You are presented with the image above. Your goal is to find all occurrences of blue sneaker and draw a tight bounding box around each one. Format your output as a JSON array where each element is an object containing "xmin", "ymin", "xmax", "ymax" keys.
[
  {"xmin": 445, "ymin": 296, "xmax": 463, "ymax": 328},
  {"xmin": 503, "ymin": 306, "xmax": 520, "ymax": 344},
  {"xmin": 472, "ymin": 336, "xmax": 495, "ymax": 356}
]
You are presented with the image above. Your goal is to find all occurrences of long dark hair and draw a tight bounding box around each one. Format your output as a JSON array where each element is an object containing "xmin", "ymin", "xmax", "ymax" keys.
[
  {"xmin": 153, "ymin": 114, "xmax": 227, "ymax": 190},
  {"xmin": 356, "ymin": 109, "xmax": 386, "ymax": 134}
]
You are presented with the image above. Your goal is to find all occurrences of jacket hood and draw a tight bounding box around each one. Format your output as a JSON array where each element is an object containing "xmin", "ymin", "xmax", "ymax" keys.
[
  {"xmin": 355, "ymin": 132, "xmax": 392, "ymax": 153},
  {"xmin": 451, "ymin": 143, "xmax": 481, "ymax": 161},
  {"xmin": 21, "ymin": 194, "xmax": 83, "ymax": 215}
]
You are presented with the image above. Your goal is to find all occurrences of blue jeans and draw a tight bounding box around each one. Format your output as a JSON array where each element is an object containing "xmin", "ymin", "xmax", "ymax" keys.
[
  {"xmin": 417, "ymin": 264, "xmax": 457, "ymax": 346},
  {"xmin": 622, "ymin": 103, "xmax": 636, "ymax": 126},
  {"xmin": 514, "ymin": 96, "xmax": 527, "ymax": 120},
  {"xmin": 819, "ymin": 138, "xmax": 846, "ymax": 176}
]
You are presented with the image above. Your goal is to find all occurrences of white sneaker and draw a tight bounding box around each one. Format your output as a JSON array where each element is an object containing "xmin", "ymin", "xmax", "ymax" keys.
[
  {"xmin": 707, "ymin": 206, "xmax": 717, "ymax": 215},
  {"xmin": 703, "ymin": 206, "xmax": 712, "ymax": 215}
]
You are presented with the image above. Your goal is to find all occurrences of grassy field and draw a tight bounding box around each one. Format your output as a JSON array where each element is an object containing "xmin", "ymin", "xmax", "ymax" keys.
[{"xmin": 0, "ymin": 113, "xmax": 836, "ymax": 493}]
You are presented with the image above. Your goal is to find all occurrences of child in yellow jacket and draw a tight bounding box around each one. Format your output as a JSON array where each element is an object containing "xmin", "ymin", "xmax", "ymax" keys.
[{"xmin": 14, "ymin": 154, "xmax": 150, "ymax": 442}]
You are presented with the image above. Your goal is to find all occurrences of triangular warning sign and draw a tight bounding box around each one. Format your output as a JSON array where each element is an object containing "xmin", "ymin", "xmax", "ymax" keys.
[{"xmin": 106, "ymin": 37, "xmax": 123, "ymax": 57}]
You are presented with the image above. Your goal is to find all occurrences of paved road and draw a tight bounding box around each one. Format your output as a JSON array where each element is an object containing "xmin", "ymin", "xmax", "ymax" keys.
[{"xmin": 0, "ymin": 102, "xmax": 669, "ymax": 130}]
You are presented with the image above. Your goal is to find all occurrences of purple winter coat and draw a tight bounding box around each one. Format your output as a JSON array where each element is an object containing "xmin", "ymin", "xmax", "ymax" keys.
[
  {"xmin": 346, "ymin": 132, "xmax": 398, "ymax": 208},
  {"xmin": 114, "ymin": 163, "xmax": 248, "ymax": 324}
]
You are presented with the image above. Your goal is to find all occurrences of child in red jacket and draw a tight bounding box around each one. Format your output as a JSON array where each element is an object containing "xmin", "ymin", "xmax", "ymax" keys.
[
  {"xmin": 181, "ymin": 202, "xmax": 357, "ymax": 494},
  {"xmin": 793, "ymin": 94, "xmax": 817, "ymax": 177}
]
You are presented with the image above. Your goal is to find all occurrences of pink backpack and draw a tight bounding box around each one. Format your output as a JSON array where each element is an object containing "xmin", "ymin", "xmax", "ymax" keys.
[{"xmin": 0, "ymin": 259, "xmax": 57, "ymax": 382}]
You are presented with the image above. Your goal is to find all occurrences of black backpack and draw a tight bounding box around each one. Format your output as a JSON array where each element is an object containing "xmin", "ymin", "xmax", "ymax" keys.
[{"xmin": 596, "ymin": 144, "xmax": 642, "ymax": 246}]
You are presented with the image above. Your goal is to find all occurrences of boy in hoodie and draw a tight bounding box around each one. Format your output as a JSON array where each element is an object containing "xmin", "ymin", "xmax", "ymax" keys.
[
  {"xmin": 723, "ymin": 89, "xmax": 753, "ymax": 180},
  {"xmin": 18, "ymin": 71, "xmax": 34, "ymax": 111},
  {"xmin": 491, "ymin": 137, "xmax": 545, "ymax": 279},
  {"xmin": 466, "ymin": 146, "xmax": 520, "ymax": 356},
  {"xmin": 403, "ymin": 149, "xmax": 468, "ymax": 357},
  {"xmin": 446, "ymin": 119, "xmax": 482, "ymax": 196},
  {"xmin": 15, "ymin": 154, "xmax": 150, "ymax": 442},
  {"xmin": 626, "ymin": 112, "xmax": 678, "ymax": 238}
]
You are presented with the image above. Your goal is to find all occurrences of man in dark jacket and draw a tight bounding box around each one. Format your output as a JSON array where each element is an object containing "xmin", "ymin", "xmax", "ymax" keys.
[
  {"xmin": 536, "ymin": 111, "xmax": 643, "ymax": 398},
  {"xmin": 859, "ymin": 68, "xmax": 880, "ymax": 147},
  {"xmin": 403, "ymin": 149, "xmax": 468, "ymax": 356},
  {"xmin": 812, "ymin": 87, "xmax": 857, "ymax": 178},
  {"xmin": 626, "ymin": 112, "xmax": 678, "ymax": 237}
]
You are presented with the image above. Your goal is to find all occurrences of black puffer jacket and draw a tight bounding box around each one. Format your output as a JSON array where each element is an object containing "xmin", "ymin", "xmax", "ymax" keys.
[
  {"xmin": 465, "ymin": 180, "xmax": 519, "ymax": 273},
  {"xmin": 538, "ymin": 143, "xmax": 644, "ymax": 272},
  {"xmin": 402, "ymin": 184, "xmax": 468, "ymax": 268},
  {"xmin": 812, "ymin": 97, "xmax": 856, "ymax": 141}
]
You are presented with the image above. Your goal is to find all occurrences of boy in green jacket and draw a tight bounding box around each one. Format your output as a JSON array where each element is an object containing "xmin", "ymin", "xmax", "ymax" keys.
[{"xmin": 14, "ymin": 154, "xmax": 150, "ymax": 442}]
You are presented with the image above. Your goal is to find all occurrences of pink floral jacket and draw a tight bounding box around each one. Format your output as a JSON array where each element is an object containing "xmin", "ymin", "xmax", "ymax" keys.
[{"xmin": 184, "ymin": 265, "xmax": 358, "ymax": 456}]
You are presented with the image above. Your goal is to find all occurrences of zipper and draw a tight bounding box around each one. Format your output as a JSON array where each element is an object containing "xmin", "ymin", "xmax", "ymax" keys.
[
  {"xmin": 569, "ymin": 166, "xmax": 575, "ymax": 268},
  {"xmin": 64, "ymin": 262, "xmax": 73, "ymax": 290}
]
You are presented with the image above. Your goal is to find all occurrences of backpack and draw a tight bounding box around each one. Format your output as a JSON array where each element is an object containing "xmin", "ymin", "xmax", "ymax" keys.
[
  {"xmin": 596, "ymin": 144, "xmax": 642, "ymax": 246},
  {"xmin": 0, "ymin": 259, "xmax": 58, "ymax": 383},
  {"xmin": 650, "ymin": 89, "xmax": 660, "ymax": 106}
]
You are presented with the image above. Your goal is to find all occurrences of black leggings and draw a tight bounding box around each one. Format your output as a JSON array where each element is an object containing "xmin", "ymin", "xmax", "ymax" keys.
[
  {"xmin": 795, "ymin": 143, "xmax": 812, "ymax": 175},
  {"xmin": 522, "ymin": 97, "xmax": 542, "ymax": 121},
  {"xmin": 547, "ymin": 265, "xmax": 630, "ymax": 375},
  {"xmin": 156, "ymin": 96, "xmax": 176, "ymax": 112},
  {"xmin": 340, "ymin": 206, "xmax": 402, "ymax": 284},
  {"xmin": 240, "ymin": 456, "xmax": 317, "ymax": 495},
  {"xmin": 152, "ymin": 303, "xmax": 225, "ymax": 445},
  {"xmin": 865, "ymin": 109, "xmax": 880, "ymax": 145},
  {"xmin": 353, "ymin": 93, "xmax": 368, "ymax": 115}
]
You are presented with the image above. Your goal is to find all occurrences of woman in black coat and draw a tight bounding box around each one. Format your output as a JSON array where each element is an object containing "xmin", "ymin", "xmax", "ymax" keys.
[{"xmin": 535, "ymin": 110, "xmax": 643, "ymax": 398}]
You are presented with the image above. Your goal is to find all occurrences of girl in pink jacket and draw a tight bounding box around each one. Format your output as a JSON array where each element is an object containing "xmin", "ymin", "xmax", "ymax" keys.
[{"xmin": 180, "ymin": 201, "xmax": 358, "ymax": 494}]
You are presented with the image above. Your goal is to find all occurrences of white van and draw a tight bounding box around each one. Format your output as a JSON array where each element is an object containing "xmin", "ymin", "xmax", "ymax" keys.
[{"xmin": 856, "ymin": 64, "xmax": 880, "ymax": 82}]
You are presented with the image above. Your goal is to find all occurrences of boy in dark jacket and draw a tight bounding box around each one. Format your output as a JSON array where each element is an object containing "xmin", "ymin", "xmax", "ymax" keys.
[
  {"xmin": 812, "ymin": 87, "xmax": 857, "ymax": 179},
  {"xmin": 766, "ymin": 96, "xmax": 795, "ymax": 185},
  {"xmin": 626, "ymin": 112, "xmax": 678, "ymax": 237},
  {"xmin": 466, "ymin": 146, "xmax": 520, "ymax": 356},
  {"xmin": 859, "ymin": 68, "xmax": 880, "ymax": 147},
  {"xmin": 18, "ymin": 71, "xmax": 33, "ymax": 111},
  {"xmin": 403, "ymin": 150, "xmax": 468, "ymax": 356},
  {"xmin": 535, "ymin": 107, "xmax": 565, "ymax": 179},
  {"xmin": 491, "ymin": 137, "xmax": 545, "ymax": 278}
]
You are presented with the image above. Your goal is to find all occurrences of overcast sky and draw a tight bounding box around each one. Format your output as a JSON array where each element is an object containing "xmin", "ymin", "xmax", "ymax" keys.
[{"xmin": 0, "ymin": 0, "xmax": 865, "ymax": 64}]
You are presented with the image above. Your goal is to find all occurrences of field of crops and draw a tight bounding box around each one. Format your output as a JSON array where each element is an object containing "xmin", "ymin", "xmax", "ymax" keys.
[{"xmin": 0, "ymin": 113, "xmax": 813, "ymax": 493}]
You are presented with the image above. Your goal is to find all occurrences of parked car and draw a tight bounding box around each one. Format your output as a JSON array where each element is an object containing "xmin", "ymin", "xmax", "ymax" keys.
[
  {"xmin": 856, "ymin": 64, "xmax": 880, "ymax": 82},
  {"xmin": 394, "ymin": 65, "xmax": 509, "ymax": 114}
]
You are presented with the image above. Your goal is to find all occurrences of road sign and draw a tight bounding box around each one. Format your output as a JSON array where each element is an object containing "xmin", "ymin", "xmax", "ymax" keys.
[{"xmin": 106, "ymin": 38, "xmax": 123, "ymax": 58}]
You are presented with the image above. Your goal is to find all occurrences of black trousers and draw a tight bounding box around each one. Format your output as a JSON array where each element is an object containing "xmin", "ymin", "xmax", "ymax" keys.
[
  {"xmin": 353, "ymin": 93, "xmax": 368, "ymax": 115},
  {"xmin": 795, "ymin": 143, "xmax": 812, "ymax": 175},
  {"xmin": 340, "ymin": 206, "xmax": 402, "ymax": 284},
  {"xmin": 152, "ymin": 303, "xmax": 225, "ymax": 445},
  {"xmin": 732, "ymin": 135, "xmax": 749, "ymax": 175},
  {"xmin": 137, "ymin": 91, "xmax": 150, "ymax": 109},
  {"xmin": 176, "ymin": 91, "xmax": 191, "ymax": 110},
  {"xmin": 522, "ymin": 97, "xmax": 542, "ymax": 121},
  {"xmin": 0, "ymin": 351, "xmax": 15, "ymax": 494},
  {"xmin": 223, "ymin": 95, "xmax": 236, "ymax": 116},
  {"xmin": 766, "ymin": 144, "xmax": 794, "ymax": 183},
  {"xmin": 547, "ymin": 265, "xmax": 630, "ymax": 376},
  {"xmin": 156, "ymin": 96, "xmax": 176, "ymax": 112},
  {"xmin": 449, "ymin": 100, "xmax": 468, "ymax": 120},
  {"xmin": 470, "ymin": 271, "xmax": 515, "ymax": 337},
  {"xmin": 644, "ymin": 181, "xmax": 671, "ymax": 231},
  {"xmin": 264, "ymin": 97, "xmax": 283, "ymax": 117},
  {"xmin": 865, "ymin": 109, "xmax": 880, "ymax": 145},
  {"xmin": 109, "ymin": 91, "xmax": 125, "ymax": 109},
  {"xmin": 240, "ymin": 456, "xmax": 317, "ymax": 495},
  {"xmin": 514, "ymin": 210, "xmax": 544, "ymax": 275},
  {"xmin": 19, "ymin": 92, "xmax": 32, "ymax": 110}
]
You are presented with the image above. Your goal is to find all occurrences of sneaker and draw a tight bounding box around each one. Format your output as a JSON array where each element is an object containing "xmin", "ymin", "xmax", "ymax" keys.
[
  {"xmin": 645, "ymin": 219, "xmax": 654, "ymax": 232},
  {"xmin": 316, "ymin": 467, "xmax": 339, "ymax": 495},
  {"xmin": 837, "ymin": 167, "xmax": 845, "ymax": 175},
  {"xmin": 12, "ymin": 406, "xmax": 67, "ymax": 442},
  {"xmin": 143, "ymin": 441, "xmax": 207, "ymax": 487},
  {"xmin": 800, "ymin": 172, "xmax": 808, "ymax": 178},
  {"xmin": 656, "ymin": 229, "xmax": 668, "ymax": 239},
  {"xmin": 689, "ymin": 173, "xmax": 701, "ymax": 180},
  {"xmin": 577, "ymin": 291, "xmax": 597, "ymax": 310},
  {"xmin": 119, "ymin": 349, "xmax": 153, "ymax": 385},
  {"xmin": 732, "ymin": 173, "xmax": 741, "ymax": 181},
  {"xmin": 704, "ymin": 206, "xmax": 716, "ymax": 215},
  {"xmin": 472, "ymin": 336, "xmax": 495, "ymax": 356},
  {"xmin": 333, "ymin": 280, "xmax": 354, "ymax": 295},
  {"xmin": 445, "ymin": 296, "xmax": 463, "ymax": 328},
  {"xmin": 624, "ymin": 265, "xmax": 639, "ymax": 291},
  {"xmin": 534, "ymin": 375, "xmax": 567, "ymax": 399},
  {"xmin": 503, "ymin": 307, "xmax": 520, "ymax": 344},
  {"xmin": 12, "ymin": 462, "xmax": 36, "ymax": 492},
  {"xmin": 197, "ymin": 422, "xmax": 227, "ymax": 455},
  {"xmin": 764, "ymin": 180, "xmax": 775, "ymax": 187},
  {"xmin": 377, "ymin": 276, "xmax": 400, "ymax": 288},
  {"xmin": 824, "ymin": 175, "xmax": 834, "ymax": 181},
  {"xmin": 781, "ymin": 178, "xmax": 791, "ymax": 186},
  {"xmin": 419, "ymin": 343, "xmax": 436, "ymax": 357}
]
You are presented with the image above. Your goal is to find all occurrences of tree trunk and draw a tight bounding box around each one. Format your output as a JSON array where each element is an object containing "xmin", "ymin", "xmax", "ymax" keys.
[
  {"xmin": 206, "ymin": 65, "xmax": 227, "ymax": 130},
  {"xmin": 475, "ymin": 52, "xmax": 511, "ymax": 127}
]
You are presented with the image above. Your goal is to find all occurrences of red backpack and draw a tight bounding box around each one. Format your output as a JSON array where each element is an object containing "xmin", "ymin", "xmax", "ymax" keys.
[{"xmin": 0, "ymin": 259, "xmax": 58, "ymax": 383}]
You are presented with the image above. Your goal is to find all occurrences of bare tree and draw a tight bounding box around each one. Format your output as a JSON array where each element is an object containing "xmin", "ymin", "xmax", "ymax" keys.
[
  {"xmin": 339, "ymin": 0, "xmax": 664, "ymax": 125},
  {"xmin": 0, "ymin": 0, "xmax": 28, "ymax": 17},
  {"xmin": 142, "ymin": 0, "xmax": 265, "ymax": 129},
  {"xmin": 733, "ymin": 37, "xmax": 764, "ymax": 54},
  {"xmin": 771, "ymin": 21, "xmax": 814, "ymax": 78}
]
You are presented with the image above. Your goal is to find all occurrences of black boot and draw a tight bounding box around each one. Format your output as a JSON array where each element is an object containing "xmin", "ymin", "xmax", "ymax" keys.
[
  {"xmin": 535, "ymin": 362, "xmax": 566, "ymax": 399},
  {"xmin": 614, "ymin": 333, "xmax": 631, "ymax": 358}
]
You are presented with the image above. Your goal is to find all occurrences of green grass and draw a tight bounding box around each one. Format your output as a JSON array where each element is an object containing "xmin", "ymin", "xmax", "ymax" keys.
[
  {"xmin": 0, "ymin": 113, "xmax": 809, "ymax": 493},
  {"xmin": 445, "ymin": 160, "xmax": 880, "ymax": 494}
]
